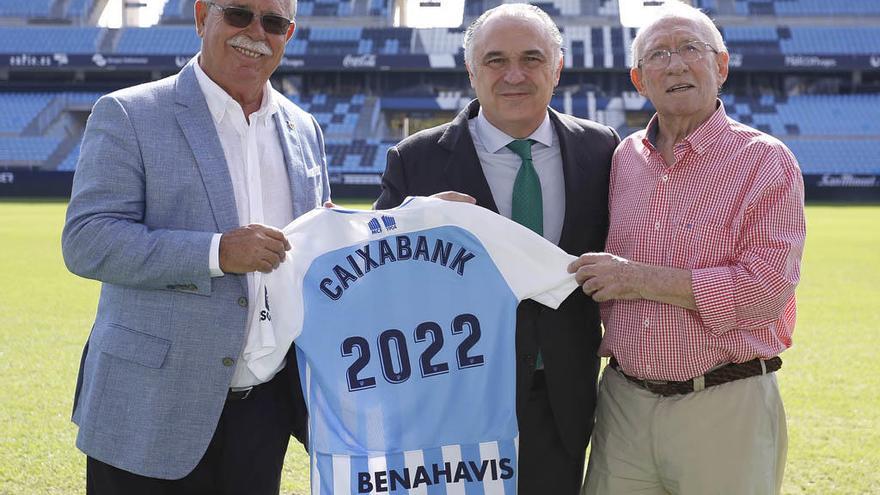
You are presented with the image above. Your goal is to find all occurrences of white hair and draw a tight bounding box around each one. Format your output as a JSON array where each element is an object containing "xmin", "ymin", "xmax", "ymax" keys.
[
  {"xmin": 630, "ymin": 0, "xmax": 726, "ymax": 68},
  {"xmin": 463, "ymin": 3, "xmax": 563, "ymax": 69}
]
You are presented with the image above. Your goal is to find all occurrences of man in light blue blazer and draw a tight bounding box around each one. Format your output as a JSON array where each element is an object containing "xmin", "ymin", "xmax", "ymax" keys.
[{"xmin": 62, "ymin": 0, "xmax": 329, "ymax": 492}]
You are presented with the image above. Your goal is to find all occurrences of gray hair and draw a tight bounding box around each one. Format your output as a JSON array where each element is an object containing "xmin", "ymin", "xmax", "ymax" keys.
[
  {"xmin": 463, "ymin": 3, "xmax": 563, "ymax": 69},
  {"xmin": 630, "ymin": 0, "xmax": 726, "ymax": 68}
]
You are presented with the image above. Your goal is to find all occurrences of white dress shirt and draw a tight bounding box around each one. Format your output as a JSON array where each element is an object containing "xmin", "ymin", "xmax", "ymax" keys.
[
  {"xmin": 468, "ymin": 109, "xmax": 566, "ymax": 245},
  {"xmin": 194, "ymin": 57, "xmax": 294, "ymax": 387}
]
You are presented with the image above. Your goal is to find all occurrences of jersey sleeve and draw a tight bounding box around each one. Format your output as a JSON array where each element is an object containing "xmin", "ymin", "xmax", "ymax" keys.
[
  {"xmin": 440, "ymin": 200, "xmax": 578, "ymax": 309},
  {"xmin": 245, "ymin": 215, "xmax": 324, "ymax": 381},
  {"xmin": 257, "ymin": 207, "xmax": 377, "ymax": 346}
]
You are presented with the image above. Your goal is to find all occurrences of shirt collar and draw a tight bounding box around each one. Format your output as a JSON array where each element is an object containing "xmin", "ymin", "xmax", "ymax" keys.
[
  {"xmin": 475, "ymin": 108, "xmax": 554, "ymax": 153},
  {"xmin": 642, "ymin": 99, "xmax": 729, "ymax": 155},
  {"xmin": 193, "ymin": 53, "xmax": 278, "ymax": 125}
]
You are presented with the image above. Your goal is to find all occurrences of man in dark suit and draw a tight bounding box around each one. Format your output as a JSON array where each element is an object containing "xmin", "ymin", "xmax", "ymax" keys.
[{"xmin": 374, "ymin": 4, "xmax": 618, "ymax": 493}]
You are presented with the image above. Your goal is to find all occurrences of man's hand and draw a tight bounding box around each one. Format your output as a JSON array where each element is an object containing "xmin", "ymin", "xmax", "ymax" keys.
[
  {"xmin": 568, "ymin": 252, "xmax": 697, "ymax": 309},
  {"xmin": 219, "ymin": 224, "xmax": 291, "ymax": 274},
  {"xmin": 430, "ymin": 191, "xmax": 477, "ymax": 204},
  {"xmin": 568, "ymin": 252, "xmax": 643, "ymax": 302}
]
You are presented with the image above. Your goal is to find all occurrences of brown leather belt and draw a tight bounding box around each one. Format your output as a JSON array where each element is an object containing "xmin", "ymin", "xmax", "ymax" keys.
[{"xmin": 609, "ymin": 356, "xmax": 782, "ymax": 397}]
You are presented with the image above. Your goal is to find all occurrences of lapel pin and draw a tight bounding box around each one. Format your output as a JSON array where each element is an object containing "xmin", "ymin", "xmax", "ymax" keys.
[{"xmin": 287, "ymin": 120, "xmax": 295, "ymax": 132}]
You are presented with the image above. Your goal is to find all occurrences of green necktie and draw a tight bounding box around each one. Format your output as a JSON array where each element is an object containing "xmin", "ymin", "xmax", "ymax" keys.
[
  {"xmin": 506, "ymin": 138, "xmax": 545, "ymax": 369},
  {"xmin": 506, "ymin": 139, "xmax": 543, "ymax": 237}
]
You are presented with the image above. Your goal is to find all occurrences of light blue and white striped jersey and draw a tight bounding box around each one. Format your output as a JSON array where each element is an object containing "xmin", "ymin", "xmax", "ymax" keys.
[{"xmin": 258, "ymin": 197, "xmax": 578, "ymax": 495}]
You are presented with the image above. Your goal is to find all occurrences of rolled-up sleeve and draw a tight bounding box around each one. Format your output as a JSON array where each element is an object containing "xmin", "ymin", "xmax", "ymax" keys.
[{"xmin": 692, "ymin": 144, "xmax": 806, "ymax": 335}]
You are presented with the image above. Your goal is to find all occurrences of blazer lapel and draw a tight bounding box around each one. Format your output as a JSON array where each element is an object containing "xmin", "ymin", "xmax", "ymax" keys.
[
  {"xmin": 173, "ymin": 61, "xmax": 240, "ymax": 235},
  {"xmin": 273, "ymin": 106, "xmax": 310, "ymax": 219},
  {"xmin": 549, "ymin": 107, "xmax": 588, "ymax": 252},
  {"xmin": 439, "ymin": 100, "xmax": 499, "ymax": 213}
]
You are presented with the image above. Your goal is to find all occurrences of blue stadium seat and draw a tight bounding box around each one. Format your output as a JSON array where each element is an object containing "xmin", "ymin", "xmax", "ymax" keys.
[
  {"xmin": 288, "ymin": 93, "xmax": 366, "ymax": 139},
  {"xmin": 0, "ymin": 27, "xmax": 103, "ymax": 53},
  {"xmin": 724, "ymin": 95, "xmax": 880, "ymax": 137},
  {"xmin": 782, "ymin": 27, "xmax": 880, "ymax": 55},
  {"xmin": 368, "ymin": 0, "xmax": 389, "ymax": 16},
  {"xmin": 785, "ymin": 140, "xmax": 880, "ymax": 175},
  {"xmin": 58, "ymin": 141, "xmax": 82, "ymax": 171},
  {"xmin": 0, "ymin": 0, "xmax": 53, "ymax": 17},
  {"xmin": 722, "ymin": 26, "xmax": 779, "ymax": 42},
  {"xmin": 0, "ymin": 93, "xmax": 54, "ymax": 133},
  {"xmin": 160, "ymin": 0, "xmax": 193, "ymax": 21},
  {"xmin": 322, "ymin": 138, "xmax": 391, "ymax": 173},
  {"xmin": 738, "ymin": 0, "xmax": 880, "ymax": 16},
  {"xmin": 116, "ymin": 27, "xmax": 201, "ymax": 55},
  {"xmin": 66, "ymin": 0, "xmax": 95, "ymax": 19},
  {"xmin": 0, "ymin": 137, "xmax": 62, "ymax": 163}
]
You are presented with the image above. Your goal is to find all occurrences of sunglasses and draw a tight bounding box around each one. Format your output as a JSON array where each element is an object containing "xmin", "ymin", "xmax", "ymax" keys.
[{"xmin": 203, "ymin": 1, "xmax": 292, "ymax": 36}]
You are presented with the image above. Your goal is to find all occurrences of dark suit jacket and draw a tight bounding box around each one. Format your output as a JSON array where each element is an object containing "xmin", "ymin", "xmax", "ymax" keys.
[{"xmin": 375, "ymin": 99, "xmax": 619, "ymax": 456}]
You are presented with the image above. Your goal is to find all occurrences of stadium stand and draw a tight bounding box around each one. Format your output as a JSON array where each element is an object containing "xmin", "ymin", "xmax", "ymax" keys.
[
  {"xmin": 781, "ymin": 27, "xmax": 880, "ymax": 55},
  {"xmin": 66, "ymin": 0, "xmax": 97, "ymax": 20},
  {"xmin": 115, "ymin": 26, "xmax": 201, "ymax": 54},
  {"xmin": 2, "ymin": 22, "xmax": 868, "ymax": 64},
  {"xmin": 160, "ymin": 0, "xmax": 192, "ymax": 22},
  {"xmin": 724, "ymin": 94, "xmax": 880, "ymax": 137},
  {"xmin": 0, "ymin": 0, "xmax": 53, "ymax": 18},
  {"xmin": 0, "ymin": 94, "xmax": 54, "ymax": 134},
  {"xmin": 0, "ymin": 27, "xmax": 104, "ymax": 53},
  {"xmin": 786, "ymin": 140, "xmax": 880, "ymax": 175},
  {"xmin": 57, "ymin": 143, "xmax": 81, "ymax": 172},
  {"xmin": 0, "ymin": 0, "xmax": 877, "ymax": 198},
  {"xmin": 0, "ymin": 137, "xmax": 62, "ymax": 165},
  {"xmin": 736, "ymin": 0, "xmax": 880, "ymax": 16},
  {"xmin": 290, "ymin": 93, "xmax": 367, "ymax": 138}
]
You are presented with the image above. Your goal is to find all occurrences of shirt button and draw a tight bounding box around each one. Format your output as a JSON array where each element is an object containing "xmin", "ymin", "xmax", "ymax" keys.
[
  {"xmin": 237, "ymin": 297, "xmax": 248, "ymax": 308},
  {"xmin": 222, "ymin": 357, "xmax": 235, "ymax": 367},
  {"xmin": 654, "ymin": 221, "xmax": 661, "ymax": 230},
  {"xmin": 644, "ymin": 319, "xmax": 650, "ymax": 327},
  {"xmin": 646, "ymin": 364, "xmax": 652, "ymax": 373},
  {"xmin": 661, "ymin": 174, "xmax": 669, "ymax": 182}
]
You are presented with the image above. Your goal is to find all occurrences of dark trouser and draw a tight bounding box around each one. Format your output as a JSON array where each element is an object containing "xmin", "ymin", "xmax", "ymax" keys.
[
  {"xmin": 87, "ymin": 367, "xmax": 297, "ymax": 495},
  {"xmin": 518, "ymin": 371, "xmax": 586, "ymax": 495}
]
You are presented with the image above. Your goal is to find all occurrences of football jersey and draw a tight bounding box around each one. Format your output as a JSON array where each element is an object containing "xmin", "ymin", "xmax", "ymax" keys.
[{"xmin": 257, "ymin": 196, "xmax": 578, "ymax": 495}]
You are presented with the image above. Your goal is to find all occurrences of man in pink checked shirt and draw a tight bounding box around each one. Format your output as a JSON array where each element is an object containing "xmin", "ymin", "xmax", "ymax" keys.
[{"xmin": 569, "ymin": 3, "xmax": 805, "ymax": 494}]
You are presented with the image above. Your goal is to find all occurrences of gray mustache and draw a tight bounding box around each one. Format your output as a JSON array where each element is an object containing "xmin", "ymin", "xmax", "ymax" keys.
[{"xmin": 227, "ymin": 35, "xmax": 273, "ymax": 56}]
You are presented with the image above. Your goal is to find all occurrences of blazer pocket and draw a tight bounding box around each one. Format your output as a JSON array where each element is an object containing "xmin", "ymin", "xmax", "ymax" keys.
[{"xmin": 91, "ymin": 323, "xmax": 171, "ymax": 369}]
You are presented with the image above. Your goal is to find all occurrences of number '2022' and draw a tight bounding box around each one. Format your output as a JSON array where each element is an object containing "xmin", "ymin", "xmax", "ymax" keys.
[{"xmin": 341, "ymin": 313, "xmax": 485, "ymax": 391}]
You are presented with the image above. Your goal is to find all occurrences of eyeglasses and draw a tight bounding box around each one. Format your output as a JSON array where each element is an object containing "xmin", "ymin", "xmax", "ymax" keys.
[
  {"xmin": 202, "ymin": 1, "xmax": 292, "ymax": 36},
  {"xmin": 638, "ymin": 41, "xmax": 718, "ymax": 69}
]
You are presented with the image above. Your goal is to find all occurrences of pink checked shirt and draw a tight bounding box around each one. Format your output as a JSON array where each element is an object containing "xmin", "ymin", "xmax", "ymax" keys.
[{"xmin": 600, "ymin": 101, "xmax": 806, "ymax": 381}]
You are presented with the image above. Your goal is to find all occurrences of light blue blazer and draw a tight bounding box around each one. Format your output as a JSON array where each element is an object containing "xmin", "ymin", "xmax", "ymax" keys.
[{"xmin": 62, "ymin": 59, "xmax": 330, "ymax": 479}]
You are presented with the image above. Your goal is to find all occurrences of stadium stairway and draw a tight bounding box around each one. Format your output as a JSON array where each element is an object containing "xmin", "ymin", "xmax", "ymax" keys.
[{"xmin": 353, "ymin": 96, "xmax": 385, "ymax": 140}]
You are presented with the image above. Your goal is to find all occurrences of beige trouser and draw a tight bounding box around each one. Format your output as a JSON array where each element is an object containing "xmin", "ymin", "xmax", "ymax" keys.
[{"xmin": 582, "ymin": 366, "xmax": 787, "ymax": 495}]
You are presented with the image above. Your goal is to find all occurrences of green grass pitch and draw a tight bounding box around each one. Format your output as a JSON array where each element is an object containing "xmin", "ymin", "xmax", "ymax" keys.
[{"xmin": 0, "ymin": 200, "xmax": 878, "ymax": 494}]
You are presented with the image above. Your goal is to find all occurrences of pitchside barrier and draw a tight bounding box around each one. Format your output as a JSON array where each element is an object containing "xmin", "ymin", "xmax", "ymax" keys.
[{"xmin": 1, "ymin": 169, "xmax": 877, "ymax": 202}]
